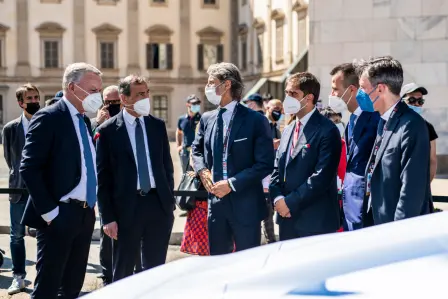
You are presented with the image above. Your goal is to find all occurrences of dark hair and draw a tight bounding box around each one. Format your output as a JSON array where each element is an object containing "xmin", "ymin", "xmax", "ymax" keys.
[
  {"xmin": 262, "ymin": 92, "xmax": 273, "ymax": 101},
  {"xmin": 118, "ymin": 75, "xmax": 148, "ymax": 97},
  {"xmin": 354, "ymin": 56, "xmax": 403, "ymax": 96},
  {"xmin": 16, "ymin": 83, "xmax": 40, "ymax": 102},
  {"xmin": 330, "ymin": 63, "xmax": 359, "ymax": 88},
  {"xmin": 321, "ymin": 107, "xmax": 342, "ymax": 119},
  {"xmin": 207, "ymin": 62, "xmax": 245, "ymax": 100},
  {"xmin": 286, "ymin": 72, "xmax": 320, "ymax": 105}
]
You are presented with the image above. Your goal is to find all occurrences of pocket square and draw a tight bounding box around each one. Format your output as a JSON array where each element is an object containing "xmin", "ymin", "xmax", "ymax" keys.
[{"xmin": 234, "ymin": 138, "xmax": 248, "ymax": 142}]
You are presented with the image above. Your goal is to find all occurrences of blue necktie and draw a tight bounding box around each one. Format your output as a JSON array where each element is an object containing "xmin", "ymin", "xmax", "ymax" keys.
[
  {"xmin": 213, "ymin": 108, "xmax": 226, "ymax": 183},
  {"xmin": 135, "ymin": 118, "xmax": 151, "ymax": 192},
  {"xmin": 348, "ymin": 113, "xmax": 357, "ymax": 139},
  {"xmin": 77, "ymin": 114, "xmax": 96, "ymax": 208},
  {"xmin": 377, "ymin": 118, "xmax": 385, "ymax": 137}
]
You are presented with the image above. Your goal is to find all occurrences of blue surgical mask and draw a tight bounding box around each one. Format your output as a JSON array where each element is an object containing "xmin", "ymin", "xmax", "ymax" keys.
[
  {"xmin": 407, "ymin": 104, "xmax": 422, "ymax": 114},
  {"xmin": 190, "ymin": 104, "xmax": 201, "ymax": 113},
  {"xmin": 356, "ymin": 86, "xmax": 379, "ymax": 112}
]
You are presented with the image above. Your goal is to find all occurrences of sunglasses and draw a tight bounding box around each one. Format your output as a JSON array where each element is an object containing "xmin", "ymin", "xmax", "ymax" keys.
[
  {"xmin": 407, "ymin": 97, "xmax": 425, "ymax": 106},
  {"xmin": 105, "ymin": 100, "xmax": 121, "ymax": 105}
]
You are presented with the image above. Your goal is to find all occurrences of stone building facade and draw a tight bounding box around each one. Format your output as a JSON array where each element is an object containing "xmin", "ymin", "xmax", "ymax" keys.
[{"xmin": 308, "ymin": 0, "xmax": 448, "ymax": 173}]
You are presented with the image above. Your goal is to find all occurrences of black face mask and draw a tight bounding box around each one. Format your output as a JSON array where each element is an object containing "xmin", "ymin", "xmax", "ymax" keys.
[
  {"xmin": 271, "ymin": 110, "xmax": 282, "ymax": 121},
  {"xmin": 107, "ymin": 104, "xmax": 121, "ymax": 117},
  {"xmin": 25, "ymin": 102, "xmax": 40, "ymax": 115}
]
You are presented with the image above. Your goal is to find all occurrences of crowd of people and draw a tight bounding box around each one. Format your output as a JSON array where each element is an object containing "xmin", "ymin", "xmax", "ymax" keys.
[{"xmin": 2, "ymin": 55, "xmax": 436, "ymax": 298}]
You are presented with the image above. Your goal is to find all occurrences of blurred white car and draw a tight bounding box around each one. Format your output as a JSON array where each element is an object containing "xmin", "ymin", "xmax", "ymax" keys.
[{"xmin": 85, "ymin": 212, "xmax": 448, "ymax": 299}]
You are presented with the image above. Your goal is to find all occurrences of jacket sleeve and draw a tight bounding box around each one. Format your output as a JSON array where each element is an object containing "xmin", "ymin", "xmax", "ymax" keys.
[
  {"xmin": 162, "ymin": 121, "xmax": 174, "ymax": 192},
  {"xmin": 191, "ymin": 116, "xmax": 207, "ymax": 174},
  {"xmin": 395, "ymin": 118, "xmax": 430, "ymax": 220},
  {"xmin": 284, "ymin": 125, "xmax": 342, "ymax": 213},
  {"xmin": 268, "ymin": 145, "xmax": 283, "ymax": 202},
  {"xmin": 2, "ymin": 124, "xmax": 12, "ymax": 169},
  {"xmin": 96, "ymin": 126, "xmax": 116, "ymax": 225},
  {"xmin": 19, "ymin": 111, "xmax": 58, "ymax": 216},
  {"xmin": 228, "ymin": 116, "xmax": 275, "ymax": 191}
]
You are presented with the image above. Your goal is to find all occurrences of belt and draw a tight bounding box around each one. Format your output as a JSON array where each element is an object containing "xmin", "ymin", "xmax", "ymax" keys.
[
  {"xmin": 136, "ymin": 189, "xmax": 157, "ymax": 196},
  {"xmin": 68, "ymin": 199, "xmax": 92, "ymax": 209}
]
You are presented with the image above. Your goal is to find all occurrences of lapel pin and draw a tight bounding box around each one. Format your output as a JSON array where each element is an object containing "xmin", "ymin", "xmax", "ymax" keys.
[
  {"xmin": 94, "ymin": 132, "xmax": 100, "ymax": 141},
  {"xmin": 302, "ymin": 144, "xmax": 310, "ymax": 149}
]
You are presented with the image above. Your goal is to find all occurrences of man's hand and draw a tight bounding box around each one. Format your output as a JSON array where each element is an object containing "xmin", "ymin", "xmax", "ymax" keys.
[
  {"xmin": 273, "ymin": 139, "xmax": 281, "ymax": 150},
  {"xmin": 211, "ymin": 180, "xmax": 232, "ymax": 198},
  {"xmin": 199, "ymin": 169, "xmax": 214, "ymax": 193},
  {"xmin": 96, "ymin": 106, "xmax": 110, "ymax": 125},
  {"xmin": 103, "ymin": 221, "xmax": 118, "ymax": 240},
  {"xmin": 274, "ymin": 198, "xmax": 291, "ymax": 218},
  {"xmin": 177, "ymin": 145, "xmax": 183, "ymax": 153}
]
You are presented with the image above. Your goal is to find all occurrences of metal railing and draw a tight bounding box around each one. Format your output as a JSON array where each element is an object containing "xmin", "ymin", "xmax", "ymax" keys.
[{"xmin": 0, "ymin": 188, "xmax": 447, "ymax": 203}]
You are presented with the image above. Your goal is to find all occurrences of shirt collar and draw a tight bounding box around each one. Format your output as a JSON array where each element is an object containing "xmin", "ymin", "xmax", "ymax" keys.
[
  {"xmin": 353, "ymin": 107, "xmax": 362, "ymax": 116},
  {"xmin": 63, "ymin": 97, "xmax": 82, "ymax": 117},
  {"xmin": 221, "ymin": 100, "xmax": 237, "ymax": 112},
  {"xmin": 21, "ymin": 113, "xmax": 30, "ymax": 125},
  {"xmin": 381, "ymin": 101, "xmax": 400, "ymax": 121},
  {"xmin": 297, "ymin": 107, "xmax": 316, "ymax": 126},
  {"xmin": 123, "ymin": 108, "xmax": 144, "ymax": 125}
]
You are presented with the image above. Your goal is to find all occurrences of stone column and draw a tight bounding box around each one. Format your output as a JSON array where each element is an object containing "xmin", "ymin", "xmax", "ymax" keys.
[
  {"xmin": 15, "ymin": 0, "xmax": 30, "ymax": 76},
  {"xmin": 229, "ymin": 0, "xmax": 239, "ymax": 64},
  {"xmin": 266, "ymin": 0, "xmax": 272, "ymax": 72},
  {"xmin": 178, "ymin": 0, "xmax": 192, "ymax": 77},
  {"xmin": 127, "ymin": 0, "xmax": 140, "ymax": 74},
  {"xmin": 287, "ymin": 0, "xmax": 293, "ymax": 63},
  {"xmin": 73, "ymin": 0, "xmax": 86, "ymax": 62}
]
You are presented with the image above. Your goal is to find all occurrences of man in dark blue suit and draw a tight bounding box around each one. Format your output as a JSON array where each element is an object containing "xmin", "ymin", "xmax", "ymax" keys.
[
  {"xmin": 96, "ymin": 75, "xmax": 174, "ymax": 281},
  {"xmin": 192, "ymin": 62, "xmax": 274, "ymax": 255},
  {"xmin": 328, "ymin": 63, "xmax": 380, "ymax": 231},
  {"xmin": 20, "ymin": 63, "xmax": 103, "ymax": 299},
  {"xmin": 269, "ymin": 72, "xmax": 341, "ymax": 241}
]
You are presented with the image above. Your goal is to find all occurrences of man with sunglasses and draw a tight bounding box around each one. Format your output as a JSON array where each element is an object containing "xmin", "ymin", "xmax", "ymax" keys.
[
  {"xmin": 401, "ymin": 83, "xmax": 438, "ymax": 182},
  {"xmin": 91, "ymin": 85, "xmax": 122, "ymax": 133}
]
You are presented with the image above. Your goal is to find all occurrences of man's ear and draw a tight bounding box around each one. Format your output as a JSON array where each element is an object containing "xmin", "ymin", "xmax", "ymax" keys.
[
  {"xmin": 120, "ymin": 94, "xmax": 127, "ymax": 106},
  {"xmin": 18, "ymin": 101, "xmax": 24, "ymax": 109}
]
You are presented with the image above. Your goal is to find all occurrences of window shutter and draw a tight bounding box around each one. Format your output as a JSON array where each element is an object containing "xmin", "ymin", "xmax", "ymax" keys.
[
  {"xmin": 197, "ymin": 44, "xmax": 204, "ymax": 70},
  {"xmin": 217, "ymin": 44, "xmax": 224, "ymax": 63},
  {"xmin": 166, "ymin": 43, "xmax": 173, "ymax": 70},
  {"xmin": 146, "ymin": 43, "xmax": 154, "ymax": 69}
]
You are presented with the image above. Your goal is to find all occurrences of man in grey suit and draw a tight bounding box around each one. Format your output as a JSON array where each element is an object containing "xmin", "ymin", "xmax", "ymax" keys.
[
  {"xmin": 2, "ymin": 83, "xmax": 41, "ymax": 295},
  {"xmin": 354, "ymin": 56, "xmax": 432, "ymax": 227}
]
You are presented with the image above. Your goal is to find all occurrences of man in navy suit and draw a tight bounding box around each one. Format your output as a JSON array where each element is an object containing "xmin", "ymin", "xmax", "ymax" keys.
[
  {"xmin": 328, "ymin": 63, "xmax": 380, "ymax": 231},
  {"xmin": 20, "ymin": 63, "xmax": 103, "ymax": 299},
  {"xmin": 96, "ymin": 75, "xmax": 174, "ymax": 281},
  {"xmin": 191, "ymin": 62, "xmax": 274, "ymax": 255},
  {"xmin": 269, "ymin": 72, "xmax": 341, "ymax": 241}
]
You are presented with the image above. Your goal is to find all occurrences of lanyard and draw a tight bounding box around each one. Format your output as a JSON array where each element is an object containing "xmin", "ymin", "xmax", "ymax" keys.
[{"xmin": 222, "ymin": 105, "xmax": 238, "ymax": 158}]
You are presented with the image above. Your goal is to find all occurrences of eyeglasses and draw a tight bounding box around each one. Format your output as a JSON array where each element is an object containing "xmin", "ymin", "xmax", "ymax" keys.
[
  {"xmin": 105, "ymin": 100, "xmax": 121, "ymax": 105},
  {"xmin": 407, "ymin": 97, "xmax": 425, "ymax": 106}
]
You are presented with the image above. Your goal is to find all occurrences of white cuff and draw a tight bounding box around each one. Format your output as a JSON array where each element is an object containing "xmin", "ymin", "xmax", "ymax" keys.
[
  {"xmin": 41, "ymin": 206, "xmax": 59, "ymax": 222},
  {"xmin": 228, "ymin": 179, "xmax": 236, "ymax": 192},
  {"xmin": 273, "ymin": 196, "xmax": 284, "ymax": 205},
  {"xmin": 262, "ymin": 175, "xmax": 271, "ymax": 189}
]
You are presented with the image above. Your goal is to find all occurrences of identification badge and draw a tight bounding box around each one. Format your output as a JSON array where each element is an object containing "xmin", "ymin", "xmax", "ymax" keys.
[{"xmin": 366, "ymin": 172, "xmax": 372, "ymax": 195}]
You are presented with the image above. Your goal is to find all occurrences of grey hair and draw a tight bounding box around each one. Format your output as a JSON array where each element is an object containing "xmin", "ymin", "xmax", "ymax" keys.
[
  {"xmin": 102, "ymin": 85, "xmax": 119, "ymax": 97},
  {"xmin": 62, "ymin": 62, "xmax": 102, "ymax": 91},
  {"xmin": 353, "ymin": 56, "xmax": 403, "ymax": 96},
  {"xmin": 207, "ymin": 62, "xmax": 245, "ymax": 100}
]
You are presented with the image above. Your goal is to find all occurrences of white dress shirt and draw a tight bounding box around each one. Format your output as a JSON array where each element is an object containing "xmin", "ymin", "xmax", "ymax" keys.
[
  {"xmin": 21, "ymin": 113, "xmax": 30, "ymax": 136},
  {"xmin": 353, "ymin": 107, "xmax": 362, "ymax": 126},
  {"xmin": 122, "ymin": 109, "xmax": 157, "ymax": 189},
  {"xmin": 274, "ymin": 107, "xmax": 316, "ymax": 205},
  {"xmin": 219, "ymin": 101, "xmax": 238, "ymax": 190},
  {"xmin": 42, "ymin": 98, "xmax": 97, "ymax": 222},
  {"xmin": 381, "ymin": 101, "xmax": 400, "ymax": 122}
]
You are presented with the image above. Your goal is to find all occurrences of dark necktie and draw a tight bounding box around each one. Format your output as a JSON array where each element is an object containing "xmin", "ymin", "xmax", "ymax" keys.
[
  {"xmin": 270, "ymin": 122, "xmax": 277, "ymax": 139},
  {"xmin": 135, "ymin": 118, "xmax": 151, "ymax": 192},
  {"xmin": 377, "ymin": 118, "xmax": 385, "ymax": 137},
  {"xmin": 213, "ymin": 108, "xmax": 226, "ymax": 182},
  {"xmin": 76, "ymin": 114, "xmax": 96, "ymax": 208},
  {"xmin": 348, "ymin": 113, "xmax": 357, "ymax": 139}
]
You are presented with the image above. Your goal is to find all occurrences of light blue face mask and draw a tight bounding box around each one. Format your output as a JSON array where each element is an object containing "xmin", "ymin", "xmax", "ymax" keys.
[
  {"xmin": 407, "ymin": 104, "xmax": 422, "ymax": 114},
  {"xmin": 190, "ymin": 104, "xmax": 201, "ymax": 113}
]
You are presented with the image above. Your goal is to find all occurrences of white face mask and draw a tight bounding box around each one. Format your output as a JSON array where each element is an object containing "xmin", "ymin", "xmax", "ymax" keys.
[
  {"xmin": 336, "ymin": 123, "xmax": 345, "ymax": 137},
  {"xmin": 74, "ymin": 85, "xmax": 103, "ymax": 114},
  {"xmin": 328, "ymin": 87, "xmax": 352, "ymax": 114},
  {"xmin": 204, "ymin": 82, "xmax": 225, "ymax": 106},
  {"xmin": 131, "ymin": 98, "xmax": 151, "ymax": 116},
  {"xmin": 283, "ymin": 95, "xmax": 307, "ymax": 114}
]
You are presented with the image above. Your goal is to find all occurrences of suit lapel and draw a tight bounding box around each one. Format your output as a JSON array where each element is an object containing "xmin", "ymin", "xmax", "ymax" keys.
[
  {"xmin": 373, "ymin": 102, "xmax": 404, "ymax": 170},
  {"xmin": 290, "ymin": 110, "xmax": 319, "ymax": 161},
  {"xmin": 59, "ymin": 100, "xmax": 81, "ymax": 170},
  {"xmin": 347, "ymin": 112, "xmax": 370, "ymax": 162},
  {"xmin": 205, "ymin": 109, "xmax": 218, "ymax": 153},
  {"xmin": 144, "ymin": 116, "xmax": 156, "ymax": 166},
  {"xmin": 228, "ymin": 104, "xmax": 248, "ymax": 151},
  {"xmin": 116, "ymin": 111, "xmax": 136, "ymax": 166},
  {"xmin": 17, "ymin": 118, "xmax": 25, "ymax": 151}
]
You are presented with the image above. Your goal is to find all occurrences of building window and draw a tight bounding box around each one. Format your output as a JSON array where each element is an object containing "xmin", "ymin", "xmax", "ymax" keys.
[
  {"xmin": 100, "ymin": 42, "xmax": 115, "ymax": 69},
  {"xmin": 152, "ymin": 0, "xmax": 166, "ymax": 3},
  {"xmin": 257, "ymin": 33, "xmax": 263, "ymax": 67},
  {"xmin": 43, "ymin": 40, "xmax": 60, "ymax": 68},
  {"xmin": 240, "ymin": 41, "xmax": 247, "ymax": 71},
  {"xmin": 202, "ymin": 0, "xmax": 218, "ymax": 8},
  {"xmin": 95, "ymin": 0, "xmax": 119, "ymax": 5},
  {"xmin": 146, "ymin": 43, "xmax": 173, "ymax": 70},
  {"xmin": 275, "ymin": 23, "xmax": 284, "ymax": 63},
  {"xmin": 241, "ymin": 0, "xmax": 247, "ymax": 5},
  {"xmin": 152, "ymin": 95, "xmax": 169, "ymax": 122},
  {"xmin": 197, "ymin": 44, "xmax": 223, "ymax": 71},
  {"xmin": 0, "ymin": 39, "xmax": 3, "ymax": 68},
  {"xmin": 0, "ymin": 95, "xmax": 3, "ymax": 125},
  {"xmin": 203, "ymin": 0, "xmax": 216, "ymax": 4}
]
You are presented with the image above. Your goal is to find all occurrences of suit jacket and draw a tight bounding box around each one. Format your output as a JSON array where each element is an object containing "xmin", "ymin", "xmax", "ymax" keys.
[
  {"xmin": 363, "ymin": 101, "xmax": 432, "ymax": 226},
  {"xmin": 2, "ymin": 116, "xmax": 27, "ymax": 203},
  {"xmin": 269, "ymin": 110, "xmax": 342, "ymax": 234},
  {"xmin": 343, "ymin": 111, "xmax": 379, "ymax": 230},
  {"xmin": 96, "ymin": 111, "xmax": 174, "ymax": 228},
  {"xmin": 191, "ymin": 102, "xmax": 274, "ymax": 225},
  {"xmin": 90, "ymin": 118, "xmax": 99, "ymax": 133},
  {"xmin": 20, "ymin": 100, "xmax": 94, "ymax": 228}
]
